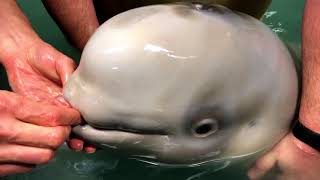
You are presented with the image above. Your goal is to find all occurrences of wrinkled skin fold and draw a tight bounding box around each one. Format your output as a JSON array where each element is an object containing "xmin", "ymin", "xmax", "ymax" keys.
[{"xmin": 64, "ymin": 3, "xmax": 298, "ymax": 165}]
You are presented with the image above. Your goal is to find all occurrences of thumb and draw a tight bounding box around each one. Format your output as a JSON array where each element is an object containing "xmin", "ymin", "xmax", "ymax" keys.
[
  {"xmin": 28, "ymin": 43, "xmax": 77, "ymax": 86},
  {"xmin": 55, "ymin": 53, "xmax": 77, "ymax": 85},
  {"xmin": 247, "ymin": 150, "xmax": 278, "ymax": 180}
]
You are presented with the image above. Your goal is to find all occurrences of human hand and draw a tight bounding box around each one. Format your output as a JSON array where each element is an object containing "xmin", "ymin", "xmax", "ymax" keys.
[
  {"xmin": 2, "ymin": 40, "xmax": 75, "ymax": 105},
  {"xmin": 248, "ymin": 133, "xmax": 320, "ymax": 180},
  {"xmin": 1, "ymin": 40, "xmax": 97, "ymax": 153},
  {"xmin": 0, "ymin": 91, "xmax": 80, "ymax": 176},
  {"xmin": 0, "ymin": 0, "xmax": 95, "ymax": 175}
]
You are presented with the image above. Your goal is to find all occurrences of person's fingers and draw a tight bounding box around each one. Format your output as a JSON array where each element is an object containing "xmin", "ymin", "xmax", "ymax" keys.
[
  {"xmin": 0, "ymin": 144, "xmax": 54, "ymax": 165},
  {"xmin": 55, "ymin": 53, "xmax": 77, "ymax": 85},
  {"xmin": 53, "ymin": 95, "xmax": 72, "ymax": 107},
  {"xmin": 15, "ymin": 99, "xmax": 81, "ymax": 126},
  {"xmin": 67, "ymin": 135, "xmax": 97, "ymax": 153},
  {"xmin": 0, "ymin": 164, "xmax": 34, "ymax": 176},
  {"xmin": 67, "ymin": 138, "xmax": 84, "ymax": 152},
  {"xmin": 67, "ymin": 139, "xmax": 97, "ymax": 153},
  {"xmin": 27, "ymin": 44, "xmax": 77, "ymax": 85},
  {"xmin": 0, "ymin": 115, "xmax": 70, "ymax": 149},
  {"xmin": 0, "ymin": 91, "xmax": 81, "ymax": 126},
  {"xmin": 27, "ymin": 44, "xmax": 61, "ymax": 84},
  {"xmin": 84, "ymin": 144, "xmax": 96, "ymax": 154},
  {"xmin": 247, "ymin": 150, "xmax": 278, "ymax": 180}
]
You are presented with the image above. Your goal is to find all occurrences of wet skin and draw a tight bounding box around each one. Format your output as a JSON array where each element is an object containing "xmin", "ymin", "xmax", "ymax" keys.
[{"xmin": 64, "ymin": 3, "xmax": 297, "ymax": 165}]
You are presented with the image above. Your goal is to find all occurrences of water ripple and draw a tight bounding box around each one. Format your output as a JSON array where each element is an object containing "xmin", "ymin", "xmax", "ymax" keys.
[{"xmin": 71, "ymin": 159, "xmax": 119, "ymax": 176}]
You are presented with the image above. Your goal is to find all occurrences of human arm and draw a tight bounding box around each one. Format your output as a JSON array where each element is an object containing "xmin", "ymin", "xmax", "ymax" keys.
[
  {"xmin": 248, "ymin": 0, "xmax": 320, "ymax": 179},
  {"xmin": 298, "ymin": 0, "xmax": 320, "ymax": 134},
  {"xmin": 42, "ymin": 0, "xmax": 99, "ymax": 50}
]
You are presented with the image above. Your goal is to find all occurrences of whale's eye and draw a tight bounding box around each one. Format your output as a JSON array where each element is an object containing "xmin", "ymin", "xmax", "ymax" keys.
[{"xmin": 192, "ymin": 118, "xmax": 218, "ymax": 137}]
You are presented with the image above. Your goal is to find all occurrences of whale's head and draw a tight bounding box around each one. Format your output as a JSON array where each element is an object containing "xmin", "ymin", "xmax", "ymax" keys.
[{"xmin": 64, "ymin": 3, "xmax": 298, "ymax": 165}]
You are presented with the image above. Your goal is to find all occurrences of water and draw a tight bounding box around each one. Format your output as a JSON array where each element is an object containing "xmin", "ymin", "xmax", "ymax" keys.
[
  {"xmin": 3, "ymin": 146, "xmax": 256, "ymax": 180},
  {"xmin": 3, "ymin": 0, "xmax": 304, "ymax": 179}
]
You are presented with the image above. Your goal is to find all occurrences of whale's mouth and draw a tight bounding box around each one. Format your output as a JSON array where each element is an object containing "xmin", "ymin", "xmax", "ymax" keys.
[
  {"xmin": 72, "ymin": 124, "xmax": 266, "ymax": 165},
  {"xmin": 72, "ymin": 124, "xmax": 170, "ymax": 148},
  {"xmin": 84, "ymin": 122, "xmax": 168, "ymax": 135}
]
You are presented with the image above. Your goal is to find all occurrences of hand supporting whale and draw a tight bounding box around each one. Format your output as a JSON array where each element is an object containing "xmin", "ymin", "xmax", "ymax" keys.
[{"xmin": 63, "ymin": 3, "xmax": 298, "ymax": 165}]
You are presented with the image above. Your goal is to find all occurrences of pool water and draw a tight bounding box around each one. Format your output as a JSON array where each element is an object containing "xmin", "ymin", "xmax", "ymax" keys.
[{"xmin": 3, "ymin": 0, "xmax": 304, "ymax": 179}]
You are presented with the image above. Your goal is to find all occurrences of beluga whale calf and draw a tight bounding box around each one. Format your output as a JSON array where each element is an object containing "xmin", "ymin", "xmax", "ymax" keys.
[{"xmin": 63, "ymin": 2, "xmax": 298, "ymax": 165}]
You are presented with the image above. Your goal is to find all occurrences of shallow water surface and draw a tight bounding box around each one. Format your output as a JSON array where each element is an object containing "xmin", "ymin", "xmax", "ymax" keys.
[{"xmin": 3, "ymin": 0, "xmax": 303, "ymax": 179}]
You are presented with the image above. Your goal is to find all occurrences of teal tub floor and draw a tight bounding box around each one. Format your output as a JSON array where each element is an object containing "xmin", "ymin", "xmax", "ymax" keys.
[{"xmin": 3, "ymin": 0, "xmax": 304, "ymax": 179}]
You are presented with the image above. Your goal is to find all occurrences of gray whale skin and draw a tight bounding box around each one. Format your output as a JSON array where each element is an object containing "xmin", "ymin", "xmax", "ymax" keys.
[{"xmin": 63, "ymin": 3, "xmax": 298, "ymax": 165}]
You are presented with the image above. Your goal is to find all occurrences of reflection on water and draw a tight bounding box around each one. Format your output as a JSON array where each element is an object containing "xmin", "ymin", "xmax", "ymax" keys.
[
  {"xmin": 71, "ymin": 159, "xmax": 119, "ymax": 176},
  {"xmin": 4, "ymin": 145, "xmax": 258, "ymax": 180},
  {"xmin": 263, "ymin": 11, "xmax": 286, "ymax": 34},
  {"xmin": 5, "ymin": 146, "xmax": 120, "ymax": 180},
  {"xmin": 4, "ymin": 0, "xmax": 304, "ymax": 179},
  {"xmin": 185, "ymin": 161, "xmax": 231, "ymax": 180}
]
